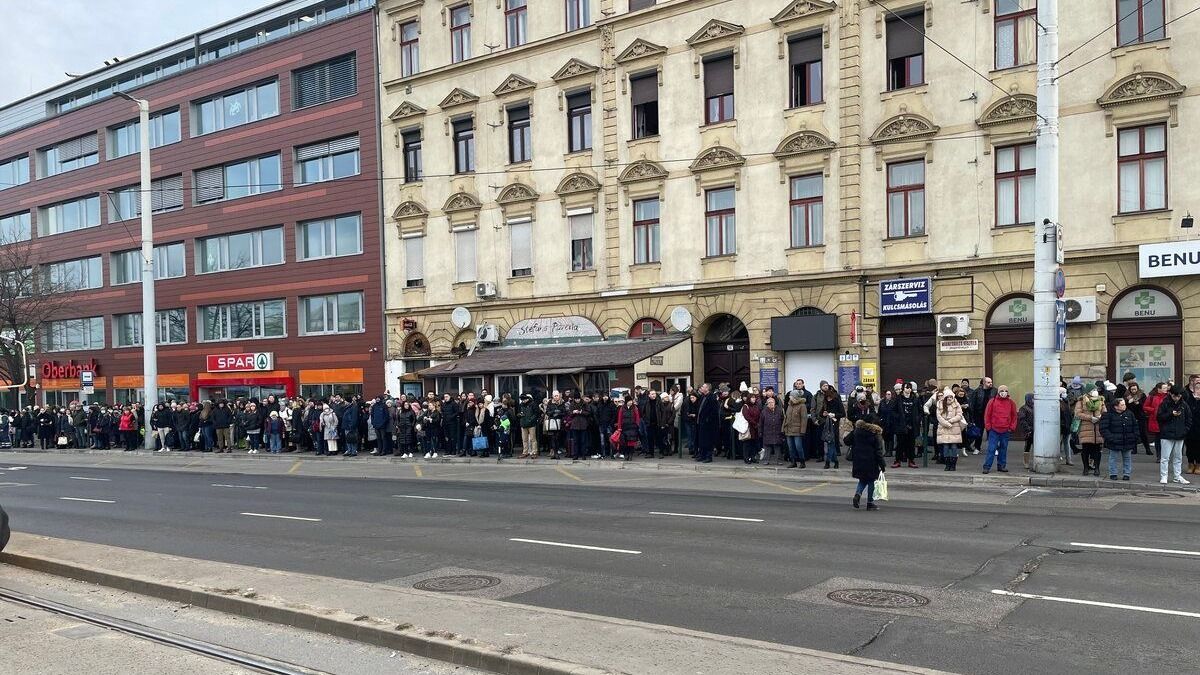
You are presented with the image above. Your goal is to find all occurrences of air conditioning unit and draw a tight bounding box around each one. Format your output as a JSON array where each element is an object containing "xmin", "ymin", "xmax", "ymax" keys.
[
  {"xmin": 475, "ymin": 282, "xmax": 497, "ymax": 299},
  {"xmin": 1062, "ymin": 296, "xmax": 1098, "ymax": 323},
  {"xmin": 475, "ymin": 324, "xmax": 500, "ymax": 343},
  {"xmin": 937, "ymin": 314, "xmax": 971, "ymax": 337}
]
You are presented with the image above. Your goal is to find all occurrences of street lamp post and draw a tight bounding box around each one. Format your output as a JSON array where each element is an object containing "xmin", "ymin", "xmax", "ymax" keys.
[{"xmin": 114, "ymin": 92, "xmax": 158, "ymax": 450}]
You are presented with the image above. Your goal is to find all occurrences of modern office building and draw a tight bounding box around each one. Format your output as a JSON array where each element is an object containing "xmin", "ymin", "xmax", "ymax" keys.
[
  {"xmin": 379, "ymin": 0, "xmax": 1200, "ymax": 401},
  {"xmin": 0, "ymin": 0, "xmax": 385, "ymax": 405}
]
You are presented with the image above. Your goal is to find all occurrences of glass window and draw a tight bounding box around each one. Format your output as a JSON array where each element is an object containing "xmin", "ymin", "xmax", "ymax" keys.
[
  {"xmin": 455, "ymin": 229, "xmax": 476, "ymax": 283},
  {"xmin": 112, "ymin": 243, "xmax": 186, "ymax": 284},
  {"xmin": 41, "ymin": 134, "xmax": 99, "ymax": 177},
  {"xmin": 995, "ymin": 0, "xmax": 1037, "ymax": 69},
  {"xmin": 569, "ymin": 212, "xmax": 594, "ymax": 271},
  {"xmin": 453, "ymin": 117, "xmax": 475, "ymax": 173},
  {"xmin": 633, "ymin": 198, "xmax": 660, "ymax": 264},
  {"xmin": 1117, "ymin": 0, "xmax": 1165, "ymax": 46},
  {"xmin": 108, "ymin": 175, "xmax": 184, "ymax": 220},
  {"xmin": 566, "ymin": 0, "xmax": 591, "ymax": 31},
  {"xmin": 42, "ymin": 317, "xmax": 105, "ymax": 352},
  {"xmin": 0, "ymin": 156, "xmax": 30, "ymax": 191},
  {"xmin": 299, "ymin": 214, "xmax": 361, "ymax": 260},
  {"xmin": 38, "ymin": 195, "xmax": 101, "ymax": 236},
  {"xmin": 630, "ymin": 72, "xmax": 659, "ymax": 139},
  {"xmin": 567, "ymin": 91, "xmax": 592, "ymax": 152},
  {"xmin": 46, "ymin": 256, "xmax": 103, "ymax": 291},
  {"xmin": 296, "ymin": 135, "xmax": 360, "ymax": 184},
  {"xmin": 197, "ymin": 227, "xmax": 285, "ymax": 273},
  {"xmin": 789, "ymin": 174, "xmax": 824, "ymax": 247},
  {"xmin": 506, "ymin": 0, "xmax": 528, "ymax": 48},
  {"xmin": 508, "ymin": 105, "xmax": 532, "ymax": 163},
  {"xmin": 509, "ymin": 218, "xmax": 533, "ymax": 277},
  {"xmin": 703, "ymin": 56, "xmax": 734, "ymax": 124},
  {"xmin": 405, "ymin": 236, "xmax": 424, "ymax": 287},
  {"xmin": 192, "ymin": 81, "xmax": 278, "ymax": 135},
  {"xmin": 199, "ymin": 299, "xmax": 286, "ymax": 341},
  {"xmin": 403, "ymin": 130, "xmax": 423, "ymax": 181},
  {"xmin": 114, "ymin": 309, "xmax": 187, "ymax": 347},
  {"xmin": 886, "ymin": 10, "xmax": 925, "ymax": 90},
  {"xmin": 0, "ymin": 211, "xmax": 31, "ymax": 243},
  {"xmin": 1118, "ymin": 124, "xmax": 1167, "ymax": 213},
  {"xmin": 300, "ymin": 292, "xmax": 363, "ymax": 335},
  {"xmin": 400, "ymin": 21, "xmax": 420, "ymax": 76},
  {"xmin": 197, "ymin": 154, "xmax": 281, "ymax": 204},
  {"xmin": 995, "ymin": 143, "xmax": 1036, "ymax": 227},
  {"xmin": 788, "ymin": 33, "xmax": 823, "ymax": 107},
  {"xmin": 887, "ymin": 160, "xmax": 926, "ymax": 237},
  {"xmin": 293, "ymin": 53, "xmax": 357, "ymax": 109},
  {"xmin": 705, "ymin": 188, "xmax": 736, "ymax": 256},
  {"xmin": 451, "ymin": 5, "xmax": 471, "ymax": 63}
]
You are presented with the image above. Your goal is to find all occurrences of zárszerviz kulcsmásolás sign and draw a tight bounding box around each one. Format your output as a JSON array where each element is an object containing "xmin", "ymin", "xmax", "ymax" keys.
[{"xmin": 878, "ymin": 277, "xmax": 932, "ymax": 316}]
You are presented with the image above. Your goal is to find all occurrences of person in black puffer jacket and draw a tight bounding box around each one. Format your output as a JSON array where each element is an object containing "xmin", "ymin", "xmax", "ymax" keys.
[
  {"xmin": 847, "ymin": 415, "xmax": 886, "ymax": 510},
  {"xmin": 1156, "ymin": 386, "xmax": 1192, "ymax": 484},
  {"xmin": 1100, "ymin": 397, "xmax": 1139, "ymax": 481}
]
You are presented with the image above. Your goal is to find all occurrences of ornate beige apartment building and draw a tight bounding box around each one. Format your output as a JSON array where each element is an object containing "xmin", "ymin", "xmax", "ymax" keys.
[{"xmin": 377, "ymin": 0, "xmax": 1200, "ymax": 401}]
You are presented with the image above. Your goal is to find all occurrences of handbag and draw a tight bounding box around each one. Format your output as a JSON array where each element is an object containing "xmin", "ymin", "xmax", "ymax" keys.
[
  {"xmin": 874, "ymin": 473, "xmax": 889, "ymax": 501},
  {"xmin": 471, "ymin": 435, "xmax": 489, "ymax": 451},
  {"xmin": 56, "ymin": 434, "xmax": 69, "ymax": 447},
  {"xmin": 193, "ymin": 432, "xmax": 201, "ymax": 443},
  {"xmin": 965, "ymin": 423, "xmax": 982, "ymax": 440},
  {"xmin": 1070, "ymin": 417, "xmax": 1081, "ymax": 434},
  {"xmin": 544, "ymin": 418, "xmax": 561, "ymax": 432},
  {"xmin": 609, "ymin": 429, "xmax": 622, "ymax": 446}
]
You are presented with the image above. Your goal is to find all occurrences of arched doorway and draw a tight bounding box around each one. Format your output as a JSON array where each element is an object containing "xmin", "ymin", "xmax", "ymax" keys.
[
  {"xmin": 703, "ymin": 314, "xmax": 749, "ymax": 388},
  {"xmin": 985, "ymin": 294, "xmax": 1034, "ymax": 406},
  {"xmin": 628, "ymin": 317, "xmax": 666, "ymax": 338},
  {"xmin": 1108, "ymin": 286, "xmax": 1182, "ymax": 386}
]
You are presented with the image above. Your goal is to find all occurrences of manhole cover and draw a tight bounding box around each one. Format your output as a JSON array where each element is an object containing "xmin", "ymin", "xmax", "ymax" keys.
[
  {"xmin": 827, "ymin": 589, "xmax": 930, "ymax": 609},
  {"xmin": 413, "ymin": 575, "xmax": 502, "ymax": 593},
  {"xmin": 1133, "ymin": 491, "xmax": 1186, "ymax": 499}
]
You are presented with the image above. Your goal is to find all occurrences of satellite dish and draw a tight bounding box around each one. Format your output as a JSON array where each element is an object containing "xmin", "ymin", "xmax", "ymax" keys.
[
  {"xmin": 669, "ymin": 306, "xmax": 693, "ymax": 332},
  {"xmin": 451, "ymin": 307, "xmax": 472, "ymax": 330}
]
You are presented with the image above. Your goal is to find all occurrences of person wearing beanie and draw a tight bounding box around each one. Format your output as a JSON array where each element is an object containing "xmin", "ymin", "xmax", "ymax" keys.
[
  {"xmin": 1074, "ymin": 384, "xmax": 1106, "ymax": 476},
  {"xmin": 982, "ymin": 385, "xmax": 1018, "ymax": 473},
  {"xmin": 266, "ymin": 409, "xmax": 284, "ymax": 454},
  {"xmin": 1157, "ymin": 385, "xmax": 1192, "ymax": 484},
  {"xmin": 935, "ymin": 387, "xmax": 964, "ymax": 471}
]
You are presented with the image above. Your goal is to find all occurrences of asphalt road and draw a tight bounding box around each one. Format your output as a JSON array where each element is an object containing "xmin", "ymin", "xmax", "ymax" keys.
[{"xmin": 0, "ymin": 460, "xmax": 1196, "ymax": 675}]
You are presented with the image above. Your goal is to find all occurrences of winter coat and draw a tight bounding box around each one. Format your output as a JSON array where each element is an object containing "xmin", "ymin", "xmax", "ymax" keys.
[
  {"xmin": 320, "ymin": 409, "xmax": 340, "ymax": 440},
  {"xmin": 656, "ymin": 398, "xmax": 675, "ymax": 430},
  {"xmin": 1074, "ymin": 397, "xmax": 1107, "ymax": 444},
  {"xmin": 1156, "ymin": 396, "xmax": 1192, "ymax": 440},
  {"xmin": 118, "ymin": 412, "xmax": 137, "ymax": 432},
  {"xmin": 70, "ymin": 408, "xmax": 87, "ymax": 429},
  {"xmin": 969, "ymin": 386, "xmax": 996, "ymax": 425},
  {"xmin": 935, "ymin": 398, "xmax": 965, "ymax": 445},
  {"xmin": 340, "ymin": 404, "xmax": 361, "ymax": 442},
  {"xmin": 1187, "ymin": 392, "xmax": 1200, "ymax": 441},
  {"xmin": 759, "ymin": 405, "xmax": 784, "ymax": 446},
  {"xmin": 1144, "ymin": 392, "xmax": 1166, "ymax": 434},
  {"xmin": 1016, "ymin": 405, "xmax": 1034, "ymax": 440},
  {"xmin": 741, "ymin": 403, "xmax": 761, "ymax": 440},
  {"xmin": 848, "ymin": 420, "xmax": 886, "ymax": 482},
  {"xmin": 441, "ymin": 400, "xmax": 462, "ymax": 428},
  {"xmin": 396, "ymin": 409, "xmax": 417, "ymax": 445},
  {"xmin": 519, "ymin": 401, "xmax": 542, "ymax": 428},
  {"xmin": 593, "ymin": 400, "xmax": 617, "ymax": 427},
  {"xmin": 616, "ymin": 405, "xmax": 641, "ymax": 449},
  {"xmin": 985, "ymin": 396, "xmax": 1019, "ymax": 434},
  {"xmin": 894, "ymin": 395, "xmax": 921, "ymax": 434},
  {"xmin": 370, "ymin": 401, "xmax": 388, "ymax": 429},
  {"xmin": 878, "ymin": 398, "xmax": 899, "ymax": 434},
  {"xmin": 782, "ymin": 399, "xmax": 808, "ymax": 437},
  {"xmin": 1100, "ymin": 409, "xmax": 1139, "ymax": 452},
  {"xmin": 568, "ymin": 402, "xmax": 592, "ymax": 431},
  {"xmin": 212, "ymin": 406, "xmax": 233, "ymax": 428},
  {"xmin": 695, "ymin": 393, "xmax": 720, "ymax": 451}
]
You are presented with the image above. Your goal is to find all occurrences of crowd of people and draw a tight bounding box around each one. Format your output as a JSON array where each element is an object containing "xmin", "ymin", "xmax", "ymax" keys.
[{"xmin": 1, "ymin": 372, "xmax": 1197, "ymax": 489}]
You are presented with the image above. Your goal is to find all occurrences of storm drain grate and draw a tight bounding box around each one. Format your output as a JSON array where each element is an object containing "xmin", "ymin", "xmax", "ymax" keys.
[
  {"xmin": 412, "ymin": 575, "xmax": 502, "ymax": 593},
  {"xmin": 1133, "ymin": 491, "xmax": 1186, "ymax": 499},
  {"xmin": 827, "ymin": 589, "xmax": 930, "ymax": 609}
]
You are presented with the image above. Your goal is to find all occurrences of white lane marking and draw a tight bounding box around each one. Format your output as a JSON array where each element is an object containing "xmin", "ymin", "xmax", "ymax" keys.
[
  {"xmin": 992, "ymin": 589, "xmax": 1200, "ymax": 619},
  {"xmin": 394, "ymin": 495, "xmax": 470, "ymax": 502},
  {"xmin": 1069, "ymin": 542, "xmax": 1200, "ymax": 557},
  {"xmin": 240, "ymin": 512, "xmax": 321, "ymax": 522},
  {"xmin": 0, "ymin": 466, "xmax": 27, "ymax": 471},
  {"xmin": 59, "ymin": 497, "xmax": 115, "ymax": 504},
  {"xmin": 69, "ymin": 476, "xmax": 112, "ymax": 482},
  {"xmin": 213, "ymin": 483, "xmax": 269, "ymax": 490},
  {"xmin": 0, "ymin": 482, "xmax": 37, "ymax": 488},
  {"xmin": 509, "ymin": 538, "xmax": 641, "ymax": 555},
  {"xmin": 649, "ymin": 511, "xmax": 764, "ymax": 523}
]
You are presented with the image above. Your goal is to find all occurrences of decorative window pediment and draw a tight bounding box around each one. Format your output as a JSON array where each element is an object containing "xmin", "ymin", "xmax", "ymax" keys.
[
  {"xmin": 493, "ymin": 74, "xmax": 536, "ymax": 97},
  {"xmin": 443, "ymin": 190, "xmax": 482, "ymax": 214},
  {"xmin": 773, "ymin": 130, "xmax": 836, "ymax": 181},
  {"xmin": 687, "ymin": 19, "xmax": 745, "ymax": 47},
  {"xmin": 869, "ymin": 113, "xmax": 939, "ymax": 145},
  {"xmin": 1097, "ymin": 71, "xmax": 1185, "ymax": 109},
  {"xmin": 772, "ymin": 0, "xmax": 836, "ymax": 25},
  {"xmin": 977, "ymin": 94, "xmax": 1037, "ymax": 128},
  {"xmin": 497, "ymin": 182, "xmax": 538, "ymax": 218},
  {"xmin": 389, "ymin": 101, "xmax": 427, "ymax": 121},
  {"xmin": 552, "ymin": 58, "xmax": 600, "ymax": 83},
  {"xmin": 619, "ymin": 159, "xmax": 669, "ymax": 184},
  {"xmin": 439, "ymin": 88, "xmax": 479, "ymax": 110},
  {"xmin": 555, "ymin": 171, "xmax": 601, "ymax": 215},
  {"xmin": 690, "ymin": 145, "xmax": 745, "ymax": 195},
  {"xmin": 616, "ymin": 39, "xmax": 668, "ymax": 65},
  {"xmin": 393, "ymin": 199, "xmax": 429, "ymax": 236}
]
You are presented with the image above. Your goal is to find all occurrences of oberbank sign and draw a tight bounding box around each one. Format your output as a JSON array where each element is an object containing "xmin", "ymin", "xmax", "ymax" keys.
[{"xmin": 1140, "ymin": 240, "xmax": 1200, "ymax": 279}]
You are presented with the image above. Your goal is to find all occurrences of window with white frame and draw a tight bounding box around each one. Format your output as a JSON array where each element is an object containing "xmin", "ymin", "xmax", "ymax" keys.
[
  {"xmin": 569, "ymin": 210, "xmax": 594, "ymax": 271},
  {"xmin": 108, "ymin": 109, "xmax": 182, "ymax": 158},
  {"xmin": 40, "ymin": 134, "xmax": 99, "ymax": 177},
  {"xmin": 111, "ymin": 243, "xmax": 186, "ymax": 285},
  {"xmin": 108, "ymin": 174, "xmax": 184, "ymax": 220},
  {"xmin": 0, "ymin": 211, "xmax": 31, "ymax": 243},
  {"xmin": 114, "ymin": 309, "xmax": 187, "ymax": 347},
  {"xmin": 887, "ymin": 160, "xmax": 926, "ymax": 237},
  {"xmin": 45, "ymin": 256, "xmax": 102, "ymax": 291},
  {"xmin": 1118, "ymin": 123, "xmax": 1167, "ymax": 213},
  {"xmin": 0, "ymin": 155, "xmax": 29, "ymax": 191},
  {"xmin": 42, "ymin": 317, "xmax": 105, "ymax": 352},
  {"xmin": 38, "ymin": 194, "xmax": 101, "ymax": 236},
  {"xmin": 300, "ymin": 292, "xmax": 363, "ymax": 335},
  {"xmin": 199, "ymin": 299, "xmax": 286, "ymax": 341},
  {"xmin": 197, "ymin": 226, "xmax": 284, "ymax": 273},
  {"xmin": 454, "ymin": 228, "xmax": 477, "ymax": 282},
  {"xmin": 404, "ymin": 235, "xmax": 424, "ymax": 287},
  {"xmin": 295, "ymin": 135, "xmax": 360, "ymax": 184},
  {"xmin": 633, "ymin": 198, "xmax": 660, "ymax": 264},
  {"xmin": 509, "ymin": 218, "xmax": 532, "ymax": 277},
  {"xmin": 194, "ymin": 153, "xmax": 282, "ymax": 204},
  {"xmin": 298, "ymin": 214, "xmax": 361, "ymax": 260},
  {"xmin": 193, "ymin": 81, "xmax": 278, "ymax": 135},
  {"xmin": 995, "ymin": 143, "xmax": 1036, "ymax": 226}
]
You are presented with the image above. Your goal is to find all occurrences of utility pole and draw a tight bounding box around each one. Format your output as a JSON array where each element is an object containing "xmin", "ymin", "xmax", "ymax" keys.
[
  {"xmin": 115, "ymin": 92, "xmax": 158, "ymax": 450},
  {"xmin": 1031, "ymin": 0, "xmax": 1060, "ymax": 473}
]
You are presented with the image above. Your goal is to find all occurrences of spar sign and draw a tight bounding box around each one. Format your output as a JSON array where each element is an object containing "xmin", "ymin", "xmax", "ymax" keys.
[{"xmin": 206, "ymin": 352, "xmax": 274, "ymax": 373}]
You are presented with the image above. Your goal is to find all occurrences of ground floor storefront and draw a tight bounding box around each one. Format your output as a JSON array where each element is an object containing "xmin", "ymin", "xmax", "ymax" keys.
[{"xmin": 386, "ymin": 250, "xmax": 1200, "ymax": 397}]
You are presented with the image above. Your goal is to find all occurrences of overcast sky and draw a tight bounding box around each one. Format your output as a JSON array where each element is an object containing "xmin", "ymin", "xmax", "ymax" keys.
[{"xmin": 1, "ymin": 1, "xmax": 273, "ymax": 107}]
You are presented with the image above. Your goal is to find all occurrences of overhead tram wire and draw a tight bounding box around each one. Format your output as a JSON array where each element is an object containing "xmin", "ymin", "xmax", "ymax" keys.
[
  {"xmin": 1055, "ymin": 0, "xmax": 1150, "ymax": 65},
  {"xmin": 1057, "ymin": 5, "xmax": 1200, "ymax": 82}
]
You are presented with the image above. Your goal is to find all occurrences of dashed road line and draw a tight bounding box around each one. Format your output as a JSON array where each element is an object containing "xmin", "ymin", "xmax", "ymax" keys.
[
  {"xmin": 59, "ymin": 497, "xmax": 115, "ymax": 504},
  {"xmin": 649, "ymin": 511, "xmax": 764, "ymax": 522},
  {"xmin": 212, "ymin": 484, "xmax": 269, "ymax": 490},
  {"xmin": 68, "ymin": 476, "xmax": 112, "ymax": 482},
  {"xmin": 1069, "ymin": 542, "xmax": 1200, "ymax": 557},
  {"xmin": 239, "ymin": 512, "xmax": 320, "ymax": 522},
  {"xmin": 992, "ymin": 589, "xmax": 1200, "ymax": 619},
  {"xmin": 395, "ymin": 494, "xmax": 469, "ymax": 502},
  {"xmin": 509, "ymin": 538, "xmax": 640, "ymax": 555}
]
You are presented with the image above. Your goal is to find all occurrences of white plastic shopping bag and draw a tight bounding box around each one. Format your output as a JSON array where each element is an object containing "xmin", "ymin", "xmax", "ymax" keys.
[{"xmin": 874, "ymin": 473, "xmax": 889, "ymax": 501}]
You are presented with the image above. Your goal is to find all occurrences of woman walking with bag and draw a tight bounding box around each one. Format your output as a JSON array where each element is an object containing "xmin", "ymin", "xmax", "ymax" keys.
[{"xmin": 848, "ymin": 414, "xmax": 886, "ymax": 510}]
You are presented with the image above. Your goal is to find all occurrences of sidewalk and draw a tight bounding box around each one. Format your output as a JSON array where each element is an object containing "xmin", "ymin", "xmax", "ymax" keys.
[
  {"xmin": 2, "ymin": 533, "xmax": 951, "ymax": 675},
  {"xmin": 2, "ymin": 445, "xmax": 1191, "ymax": 493}
]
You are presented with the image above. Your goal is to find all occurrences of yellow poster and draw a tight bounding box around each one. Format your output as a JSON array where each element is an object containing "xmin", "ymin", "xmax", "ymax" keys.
[{"xmin": 860, "ymin": 360, "xmax": 878, "ymax": 391}]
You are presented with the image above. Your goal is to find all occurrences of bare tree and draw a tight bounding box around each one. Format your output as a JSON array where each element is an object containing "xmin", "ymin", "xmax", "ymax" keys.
[{"xmin": 0, "ymin": 231, "xmax": 80, "ymax": 399}]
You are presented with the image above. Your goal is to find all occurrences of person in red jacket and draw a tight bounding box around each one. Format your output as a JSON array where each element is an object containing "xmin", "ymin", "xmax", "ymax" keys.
[
  {"xmin": 1143, "ymin": 382, "xmax": 1168, "ymax": 461},
  {"xmin": 982, "ymin": 385, "xmax": 1018, "ymax": 473}
]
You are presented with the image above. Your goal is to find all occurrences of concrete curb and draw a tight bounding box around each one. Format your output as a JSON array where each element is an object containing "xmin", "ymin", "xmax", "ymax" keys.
[
  {"xmin": 1, "ymin": 550, "xmax": 608, "ymax": 675},
  {"xmin": 5, "ymin": 446, "xmax": 1190, "ymax": 494}
]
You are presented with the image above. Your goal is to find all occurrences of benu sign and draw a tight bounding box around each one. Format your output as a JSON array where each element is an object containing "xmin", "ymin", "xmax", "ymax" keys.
[
  {"xmin": 1139, "ymin": 240, "xmax": 1200, "ymax": 279},
  {"xmin": 206, "ymin": 352, "xmax": 274, "ymax": 372}
]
